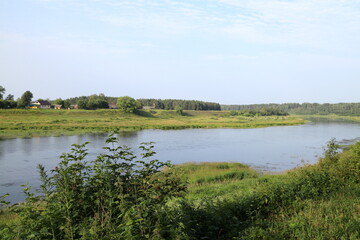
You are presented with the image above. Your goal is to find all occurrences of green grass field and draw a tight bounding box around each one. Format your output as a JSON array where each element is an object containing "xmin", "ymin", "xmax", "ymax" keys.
[{"xmin": 0, "ymin": 109, "xmax": 305, "ymax": 138}]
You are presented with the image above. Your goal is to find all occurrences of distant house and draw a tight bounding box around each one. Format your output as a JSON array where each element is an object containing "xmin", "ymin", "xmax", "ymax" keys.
[
  {"xmin": 109, "ymin": 103, "xmax": 118, "ymax": 109},
  {"xmin": 30, "ymin": 100, "xmax": 52, "ymax": 109},
  {"xmin": 54, "ymin": 105, "xmax": 63, "ymax": 110}
]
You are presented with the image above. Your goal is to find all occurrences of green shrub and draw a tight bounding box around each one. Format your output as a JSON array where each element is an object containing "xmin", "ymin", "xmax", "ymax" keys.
[{"xmin": 3, "ymin": 134, "xmax": 187, "ymax": 239}]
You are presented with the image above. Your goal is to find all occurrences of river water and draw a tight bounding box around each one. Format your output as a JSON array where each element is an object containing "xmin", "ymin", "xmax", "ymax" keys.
[{"xmin": 1, "ymin": 120, "xmax": 360, "ymax": 203}]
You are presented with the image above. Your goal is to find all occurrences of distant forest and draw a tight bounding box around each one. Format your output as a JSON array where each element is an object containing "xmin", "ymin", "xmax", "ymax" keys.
[
  {"xmin": 137, "ymin": 99, "xmax": 221, "ymax": 111},
  {"xmin": 62, "ymin": 96, "xmax": 221, "ymax": 111},
  {"xmin": 221, "ymin": 103, "xmax": 360, "ymax": 116}
]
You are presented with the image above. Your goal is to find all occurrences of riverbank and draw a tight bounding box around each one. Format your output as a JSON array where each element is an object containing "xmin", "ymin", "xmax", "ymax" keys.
[
  {"xmin": 303, "ymin": 114, "xmax": 360, "ymax": 123},
  {"xmin": 0, "ymin": 109, "xmax": 305, "ymax": 139},
  {"xmin": 1, "ymin": 142, "xmax": 360, "ymax": 239}
]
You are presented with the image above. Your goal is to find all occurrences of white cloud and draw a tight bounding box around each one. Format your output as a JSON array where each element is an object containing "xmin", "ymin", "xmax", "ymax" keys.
[
  {"xmin": 16, "ymin": 0, "xmax": 360, "ymax": 54},
  {"xmin": 217, "ymin": 0, "xmax": 360, "ymax": 49}
]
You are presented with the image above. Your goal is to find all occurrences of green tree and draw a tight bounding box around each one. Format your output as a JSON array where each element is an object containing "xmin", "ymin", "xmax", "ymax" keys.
[
  {"xmin": 63, "ymin": 100, "xmax": 71, "ymax": 109},
  {"xmin": 77, "ymin": 99, "xmax": 87, "ymax": 109},
  {"xmin": 17, "ymin": 91, "xmax": 33, "ymax": 108},
  {"xmin": 0, "ymin": 86, "xmax": 5, "ymax": 100},
  {"xmin": 117, "ymin": 96, "xmax": 139, "ymax": 113},
  {"xmin": 5, "ymin": 94, "xmax": 14, "ymax": 101},
  {"xmin": 175, "ymin": 105, "xmax": 183, "ymax": 115}
]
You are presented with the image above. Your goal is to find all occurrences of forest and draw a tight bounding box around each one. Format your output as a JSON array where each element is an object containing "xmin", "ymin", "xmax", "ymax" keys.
[
  {"xmin": 222, "ymin": 102, "xmax": 360, "ymax": 116},
  {"xmin": 228, "ymin": 108, "xmax": 289, "ymax": 117},
  {"xmin": 137, "ymin": 98, "xmax": 221, "ymax": 111}
]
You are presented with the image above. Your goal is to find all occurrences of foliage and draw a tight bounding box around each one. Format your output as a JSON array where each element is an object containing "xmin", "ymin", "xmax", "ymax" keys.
[
  {"xmin": 75, "ymin": 94, "xmax": 109, "ymax": 110},
  {"xmin": 0, "ymin": 85, "xmax": 5, "ymax": 99},
  {"xmin": 5, "ymin": 94, "xmax": 14, "ymax": 101},
  {"xmin": 175, "ymin": 106, "xmax": 183, "ymax": 115},
  {"xmin": 138, "ymin": 98, "xmax": 221, "ymax": 111},
  {"xmin": 117, "ymin": 96, "xmax": 141, "ymax": 113},
  {"xmin": 228, "ymin": 108, "xmax": 289, "ymax": 117},
  {"xmin": 222, "ymin": 102, "xmax": 360, "ymax": 116},
  {"xmin": 66, "ymin": 94, "xmax": 117, "ymax": 106},
  {"xmin": 17, "ymin": 91, "xmax": 33, "ymax": 108},
  {"xmin": 2, "ymin": 135, "xmax": 186, "ymax": 239},
  {"xmin": 0, "ymin": 100, "xmax": 17, "ymax": 109}
]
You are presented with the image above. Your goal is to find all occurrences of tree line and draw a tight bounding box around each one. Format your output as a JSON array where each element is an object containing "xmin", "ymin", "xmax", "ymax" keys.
[
  {"xmin": 137, "ymin": 98, "xmax": 221, "ymax": 110},
  {"xmin": 40, "ymin": 95, "xmax": 221, "ymax": 111},
  {"xmin": 222, "ymin": 102, "xmax": 360, "ymax": 116},
  {"xmin": 4, "ymin": 83, "xmax": 359, "ymax": 116},
  {"xmin": 229, "ymin": 108, "xmax": 289, "ymax": 117},
  {"xmin": 0, "ymin": 86, "xmax": 31, "ymax": 109},
  {"xmin": 64, "ymin": 94, "xmax": 110, "ymax": 110}
]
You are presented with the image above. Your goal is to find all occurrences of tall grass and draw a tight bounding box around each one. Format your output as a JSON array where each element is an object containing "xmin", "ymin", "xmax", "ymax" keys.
[{"xmin": 161, "ymin": 140, "xmax": 360, "ymax": 239}]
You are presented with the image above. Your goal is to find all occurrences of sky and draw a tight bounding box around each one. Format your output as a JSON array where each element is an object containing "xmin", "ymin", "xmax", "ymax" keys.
[{"xmin": 1, "ymin": 0, "xmax": 360, "ymax": 105}]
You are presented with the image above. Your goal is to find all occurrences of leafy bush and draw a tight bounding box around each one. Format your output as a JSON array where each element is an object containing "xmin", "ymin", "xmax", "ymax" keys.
[{"xmin": 3, "ymin": 134, "xmax": 186, "ymax": 239}]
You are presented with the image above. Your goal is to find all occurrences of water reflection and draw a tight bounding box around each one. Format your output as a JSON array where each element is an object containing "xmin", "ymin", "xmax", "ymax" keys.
[
  {"xmin": 117, "ymin": 131, "xmax": 138, "ymax": 138},
  {"xmin": 0, "ymin": 141, "xmax": 4, "ymax": 158}
]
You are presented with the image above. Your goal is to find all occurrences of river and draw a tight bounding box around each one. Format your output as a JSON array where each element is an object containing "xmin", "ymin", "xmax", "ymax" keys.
[{"xmin": 1, "ymin": 120, "xmax": 360, "ymax": 203}]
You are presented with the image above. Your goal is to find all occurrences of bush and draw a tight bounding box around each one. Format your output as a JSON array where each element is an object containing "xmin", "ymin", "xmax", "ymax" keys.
[
  {"xmin": 5, "ymin": 134, "xmax": 186, "ymax": 239},
  {"xmin": 0, "ymin": 100, "xmax": 17, "ymax": 109}
]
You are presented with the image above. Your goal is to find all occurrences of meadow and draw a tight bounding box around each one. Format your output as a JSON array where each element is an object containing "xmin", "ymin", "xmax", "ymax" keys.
[{"xmin": 0, "ymin": 109, "xmax": 305, "ymax": 138}]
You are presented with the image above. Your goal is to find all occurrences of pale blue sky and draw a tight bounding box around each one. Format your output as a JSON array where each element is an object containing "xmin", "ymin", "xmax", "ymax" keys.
[{"xmin": 1, "ymin": 0, "xmax": 360, "ymax": 104}]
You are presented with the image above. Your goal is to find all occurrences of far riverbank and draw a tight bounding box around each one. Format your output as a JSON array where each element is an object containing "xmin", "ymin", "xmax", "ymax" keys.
[{"xmin": 0, "ymin": 109, "xmax": 305, "ymax": 139}]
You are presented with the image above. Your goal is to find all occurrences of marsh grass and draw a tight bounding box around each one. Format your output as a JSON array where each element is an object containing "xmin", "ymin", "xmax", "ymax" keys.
[
  {"xmin": 175, "ymin": 162, "xmax": 260, "ymax": 200},
  {"xmin": 240, "ymin": 187, "xmax": 360, "ymax": 240},
  {"xmin": 0, "ymin": 109, "xmax": 305, "ymax": 138}
]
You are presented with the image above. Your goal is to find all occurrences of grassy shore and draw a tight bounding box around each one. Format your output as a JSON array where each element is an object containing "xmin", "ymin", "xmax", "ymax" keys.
[
  {"xmin": 172, "ymin": 151, "xmax": 360, "ymax": 239},
  {"xmin": 303, "ymin": 114, "xmax": 360, "ymax": 123},
  {"xmin": 2, "ymin": 151, "xmax": 360, "ymax": 239},
  {"xmin": 0, "ymin": 109, "xmax": 305, "ymax": 138}
]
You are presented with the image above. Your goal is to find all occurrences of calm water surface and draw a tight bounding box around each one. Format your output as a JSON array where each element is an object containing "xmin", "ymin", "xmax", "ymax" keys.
[{"xmin": 1, "ymin": 121, "xmax": 360, "ymax": 203}]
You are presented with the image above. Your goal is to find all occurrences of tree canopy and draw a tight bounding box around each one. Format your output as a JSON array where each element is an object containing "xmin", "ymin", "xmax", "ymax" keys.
[
  {"xmin": 73, "ymin": 94, "xmax": 109, "ymax": 110},
  {"xmin": 17, "ymin": 91, "xmax": 33, "ymax": 108},
  {"xmin": 117, "ymin": 96, "xmax": 141, "ymax": 113},
  {"xmin": 0, "ymin": 86, "xmax": 5, "ymax": 100},
  {"xmin": 137, "ymin": 98, "xmax": 221, "ymax": 111}
]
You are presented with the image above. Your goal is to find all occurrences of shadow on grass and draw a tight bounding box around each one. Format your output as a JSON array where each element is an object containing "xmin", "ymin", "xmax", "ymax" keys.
[
  {"xmin": 134, "ymin": 110, "xmax": 155, "ymax": 118},
  {"xmin": 181, "ymin": 111, "xmax": 193, "ymax": 116}
]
